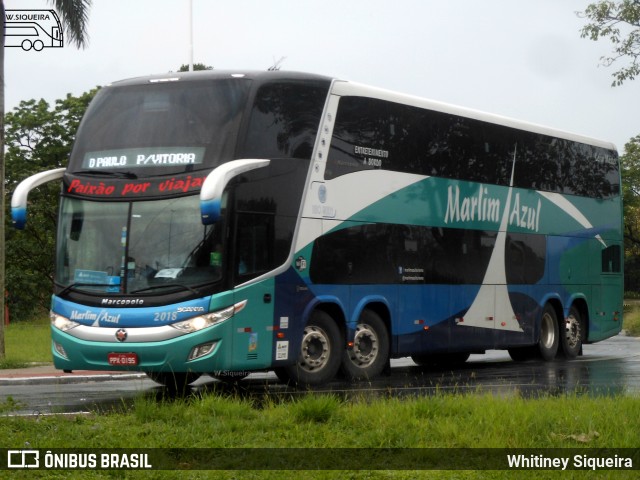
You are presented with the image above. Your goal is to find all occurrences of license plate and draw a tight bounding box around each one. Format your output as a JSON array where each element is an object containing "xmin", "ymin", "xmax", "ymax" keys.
[{"xmin": 107, "ymin": 352, "xmax": 138, "ymax": 366}]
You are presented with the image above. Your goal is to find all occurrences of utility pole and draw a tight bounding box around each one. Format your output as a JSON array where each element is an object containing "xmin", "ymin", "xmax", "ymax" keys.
[{"xmin": 188, "ymin": 0, "xmax": 193, "ymax": 72}]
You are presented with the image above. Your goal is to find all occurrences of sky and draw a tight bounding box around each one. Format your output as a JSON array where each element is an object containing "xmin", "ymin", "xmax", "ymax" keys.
[{"xmin": 4, "ymin": 0, "xmax": 640, "ymax": 153}]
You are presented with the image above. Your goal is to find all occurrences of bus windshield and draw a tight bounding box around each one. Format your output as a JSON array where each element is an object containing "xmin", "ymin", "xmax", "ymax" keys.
[
  {"xmin": 68, "ymin": 77, "xmax": 252, "ymax": 176},
  {"xmin": 56, "ymin": 195, "xmax": 225, "ymax": 294}
]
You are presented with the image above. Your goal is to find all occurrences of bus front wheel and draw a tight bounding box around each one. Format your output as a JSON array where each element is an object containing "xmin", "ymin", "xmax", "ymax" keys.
[
  {"xmin": 340, "ymin": 310, "xmax": 389, "ymax": 380},
  {"xmin": 281, "ymin": 310, "xmax": 342, "ymax": 386}
]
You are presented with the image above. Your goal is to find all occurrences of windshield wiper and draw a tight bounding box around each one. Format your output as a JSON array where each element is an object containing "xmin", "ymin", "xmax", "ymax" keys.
[
  {"xmin": 130, "ymin": 283, "xmax": 200, "ymax": 295},
  {"xmin": 57, "ymin": 283, "xmax": 116, "ymax": 297}
]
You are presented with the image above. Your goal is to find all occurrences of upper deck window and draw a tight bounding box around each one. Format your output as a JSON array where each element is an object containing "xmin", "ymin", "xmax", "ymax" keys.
[
  {"xmin": 240, "ymin": 80, "xmax": 330, "ymax": 160},
  {"xmin": 68, "ymin": 78, "xmax": 252, "ymax": 176},
  {"xmin": 327, "ymin": 96, "xmax": 619, "ymax": 199}
]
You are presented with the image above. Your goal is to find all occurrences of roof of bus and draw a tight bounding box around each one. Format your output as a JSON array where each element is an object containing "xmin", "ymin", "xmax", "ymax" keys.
[
  {"xmin": 108, "ymin": 70, "xmax": 334, "ymax": 87},
  {"xmin": 108, "ymin": 70, "xmax": 617, "ymax": 152}
]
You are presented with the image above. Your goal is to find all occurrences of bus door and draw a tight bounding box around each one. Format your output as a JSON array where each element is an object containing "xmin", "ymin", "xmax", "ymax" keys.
[{"xmin": 229, "ymin": 211, "xmax": 277, "ymax": 369}]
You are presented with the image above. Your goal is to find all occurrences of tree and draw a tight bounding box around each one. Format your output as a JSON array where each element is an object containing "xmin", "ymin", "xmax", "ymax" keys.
[
  {"xmin": 4, "ymin": 90, "xmax": 98, "ymax": 321},
  {"xmin": 579, "ymin": 0, "xmax": 640, "ymax": 86},
  {"xmin": 177, "ymin": 63, "xmax": 213, "ymax": 72},
  {"xmin": 0, "ymin": 0, "xmax": 92, "ymax": 357},
  {"xmin": 620, "ymin": 136, "xmax": 640, "ymax": 290}
]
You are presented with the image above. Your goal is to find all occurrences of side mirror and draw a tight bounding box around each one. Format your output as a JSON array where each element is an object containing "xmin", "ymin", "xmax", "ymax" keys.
[
  {"xmin": 200, "ymin": 159, "xmax": 270, "ymax": 224},
  {"xmin": 11, "ymin": 168, "xmax": 66, "ymax": 229}
]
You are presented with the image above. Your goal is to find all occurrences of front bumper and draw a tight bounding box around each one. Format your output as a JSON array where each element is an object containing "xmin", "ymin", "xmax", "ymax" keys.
[{"xmin": 51, "ymin": 323, "xmax": 229, "ymax": 373}]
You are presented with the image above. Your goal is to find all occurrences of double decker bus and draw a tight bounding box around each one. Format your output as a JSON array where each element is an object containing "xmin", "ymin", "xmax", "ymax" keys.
[{"xmin": 12, "ymin": 71, "xmax": 622, "ymax": 387}]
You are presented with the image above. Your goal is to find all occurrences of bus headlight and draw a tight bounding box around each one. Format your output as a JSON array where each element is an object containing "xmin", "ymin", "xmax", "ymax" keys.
[
  {"xmin": 50, "ymin": 312, "xmax": 80, "ymax": 332},
  {"xmin": 171, "ymin": 300, "xmax": 247, "ymax": 334}
]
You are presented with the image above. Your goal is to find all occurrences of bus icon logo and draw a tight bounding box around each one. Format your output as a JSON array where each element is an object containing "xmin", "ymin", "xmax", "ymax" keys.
[
  {"xmin": 7, "ymin": 450, "xmax": 40, "ymax": 468},
  {"xmin": 4, "ymin": 10, "xmax": 63, "ymax": 51}
]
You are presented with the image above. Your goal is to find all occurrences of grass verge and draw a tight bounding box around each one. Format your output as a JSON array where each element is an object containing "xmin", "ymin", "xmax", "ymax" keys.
[
  {"xmin": 0, "ymin": 392, "xmax": 638, "ymax": 478},
  {"xmin": 622, "ymin": 301, "xmax": 640, "ymax": 336},
  {"xmin": 0, "ymin": 317, "xmax": 51, "ymax": 367}
]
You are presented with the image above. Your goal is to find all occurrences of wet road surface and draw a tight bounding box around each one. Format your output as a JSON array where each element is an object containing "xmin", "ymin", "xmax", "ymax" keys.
[{"xmin": 2, "ymin": 335, "xmax": 639, "ymax": 416}]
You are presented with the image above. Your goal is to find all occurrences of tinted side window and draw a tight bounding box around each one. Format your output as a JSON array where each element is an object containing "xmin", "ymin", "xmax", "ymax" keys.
[
  {"xmin": 231, "ymin": 158, "xmax": 310, "ymax": 284},
  {"xmin": 234, "ymin": 213, "xmax": 274, "ymax": 282},
  {"xmin": 513, "ymin": 133, "xmax": 619, "ymax": 199},
  {"xmin": 602, "ymin": 244, "xmax": 621, "ymax": 273},
  {"xmin": 311, "ymin": 225, "xmax": 547, "ymax": 285},
  {"xmin": 241, "ymin": 80, "xmax": 330, "ymax": 160},
  {"xmin": 505, "ymin": 233, "xmax": 546, "ymax": 284},
  {"xmin": 328, "ymin": 96, "xmax": 619, "ymax": 199},
  {"xmin": 327, "ymin": 96, "xmax": 513, "ymax": 186},
  {"xmin": 310, "ymin": 223, "xmax": 496, "ymax": 285}
]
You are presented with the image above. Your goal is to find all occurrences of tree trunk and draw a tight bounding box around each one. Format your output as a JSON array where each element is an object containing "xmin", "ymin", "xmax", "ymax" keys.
[{"xmin": 0, "ymin": 0, "xmax": 6, "ymax": 359}]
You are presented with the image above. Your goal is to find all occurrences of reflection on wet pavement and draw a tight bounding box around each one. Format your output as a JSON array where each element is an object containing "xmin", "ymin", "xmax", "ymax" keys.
[{"xmin": 188, "ymin": 335, "xmax": 640, "ymax": 402}]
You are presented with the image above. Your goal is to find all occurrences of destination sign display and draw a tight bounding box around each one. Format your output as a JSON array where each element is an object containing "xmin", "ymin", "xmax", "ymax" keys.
[{"xmin": 81, "ymin": 147, "xmax": 205, "ymax": 170}]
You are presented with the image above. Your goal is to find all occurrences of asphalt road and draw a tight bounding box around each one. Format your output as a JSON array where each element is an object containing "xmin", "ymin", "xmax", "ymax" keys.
[{"xmin": 2, "ymin": 335, "xmax": 639, "ymax": 416}]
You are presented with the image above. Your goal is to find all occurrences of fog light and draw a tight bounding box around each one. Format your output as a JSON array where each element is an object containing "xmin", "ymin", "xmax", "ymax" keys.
[
  {"xmin": 53, "ymin": 341, "xmax": 68, "ymax": 359},
  {"xmin": 188, "ymin": 341, "xmax": 217, "ymax": 361}
]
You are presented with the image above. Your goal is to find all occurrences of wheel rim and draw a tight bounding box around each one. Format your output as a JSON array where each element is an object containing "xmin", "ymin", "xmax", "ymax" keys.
[
  {"xmin": 564, "ymin": 313, "xmax": 581, "ymax": 349},
  {"xmin": 349, "ymin": 323, "xmax": 379, "ymax": 367},
  {"xmin": 540, "ymin": 312, "xmax": 556, "ymax": 349},
  {"xmin": 300, "ymin": 325, "xmax": 331, "ymax": 372}
]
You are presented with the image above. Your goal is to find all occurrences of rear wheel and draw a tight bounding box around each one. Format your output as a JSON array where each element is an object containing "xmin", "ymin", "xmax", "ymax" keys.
[
  {"xmin": 146, "ymin": 371, "xmax": 200, "ymax": 390},
  {"xmin": 537, "ymin": 304, "xmax": 559, "ymax": 361},
  {"xmin": 559, "ymin": 306, "xmax": 583, "ymax": 359},
  {"xmin": 280, "ymin": 310, "xmax": 342, "ymax": 386},
  {"xmin": 340, "ymin": 310, "xmax": 389, "ymax": 380}
]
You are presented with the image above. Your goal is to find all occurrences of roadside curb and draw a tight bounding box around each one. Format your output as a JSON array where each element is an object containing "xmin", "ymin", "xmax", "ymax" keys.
[
  {"xmin": 0, "ymin": 372, "xmax": 148, "ymax": 386},
  {"xmin": 0, "ymin": 361, "xmax": 152, "ymax": 386}
]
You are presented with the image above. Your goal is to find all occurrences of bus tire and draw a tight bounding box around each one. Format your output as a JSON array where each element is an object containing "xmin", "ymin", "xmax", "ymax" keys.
[
  {"xmin": 282, "ymin": 310, "xmax": 342, "ymax": 386},
  {"xmin": 537, "ymin": 303, "xmax": 559, "ymax": 361},
  {"xmin": 559, "ymin": 306, "xmax": 583, "ymax": 359},
  {"xmin": 146, "ymin": 371, "xmax": 200, "ymax": 390},
  {"xmin": 340, "ymin": 310, "xmax": 389, "ymax": 380}
]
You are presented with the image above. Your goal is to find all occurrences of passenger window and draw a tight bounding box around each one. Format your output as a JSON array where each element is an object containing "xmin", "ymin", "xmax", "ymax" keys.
[
  {"xmin": 602, "ymin": 244, "xmax": 621, "ymax": 273},
  {"xmin": 234, "ymin": 213, "xmax": 274, "ymax": 282}
]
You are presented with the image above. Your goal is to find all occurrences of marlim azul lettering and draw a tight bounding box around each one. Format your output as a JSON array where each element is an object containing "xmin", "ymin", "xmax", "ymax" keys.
[{"xmin": 445, "ymin": 184, "xmax": 541, "ymax": 233}]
